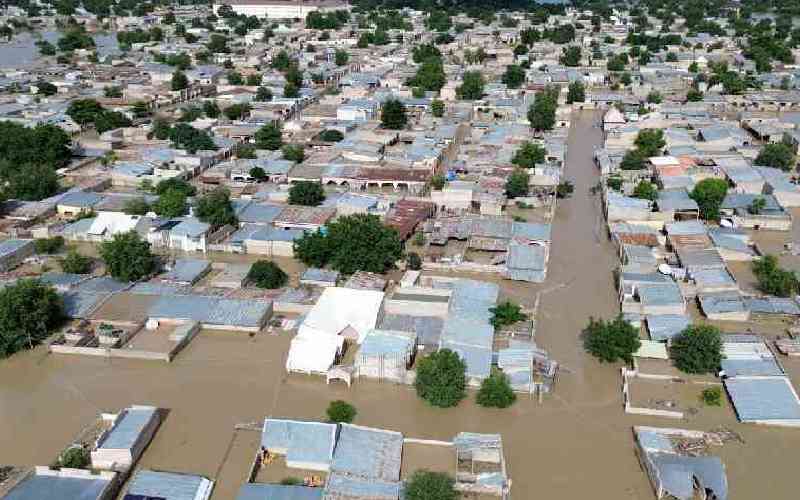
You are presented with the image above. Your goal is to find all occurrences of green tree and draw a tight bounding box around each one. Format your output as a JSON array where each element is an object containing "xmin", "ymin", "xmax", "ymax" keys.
[
  {"xmin": 203, "ymin": 100, "xmax": 221, "ymax": 118},
  {"xmin": 283, "ymin": 82, "xmax": 300, "ymax": 98},
  {"xmin": 505, "ymin": 169, "xmax": 529, "ymax": 198},
  {"xmin": 406, "ymin": 252, "xmax": 422, "ymax": 270},
  {"xmin": 489, "ymin": 301, "xmax": 528, "ymax": 329},
  {"xmin": 123, "ymin": 197, "xmax": 150, "ymax": 216},
  {"xmin": 153, "ymin": 189, "xmax": 187, "ymax": 217},
  {"xmin": 66, "ymin": 99, "xmax": 105, "ymax": 127},
  {"xmin": 289, "ymin": 181, "xmax": 325, "ymax": 206},
  {"xmin": 527, "ymin": 87, "xmax": 558, "ymax": 131},
  {"xmin": 155, "ymin": 178, "xmax": 196, "ymax": 197},
  {"xmin": 431, "ymin": 99, "xmax": 445, "ymax": 117},
  {"xmin": 404, "ymin": 471, "xmax": 456, "ymax": 500},
  {"xmin": 620, "ymin": 149, "xmax": 648, "ymax": 170},
  {"xmin": 476, "ymin": 370, "xmax": 516, "ymax": 408},
  {"xmin": 501, "ymin": 65, "xmax": 525, "ymax": 89},
  {"xmin": 60, "ymin": 249, "xmax": 92, "ymax": 274},
  {"xmin": 58, "ymin": 447, "xmax": 90, "ymax": 469},
  {"xmin": 670, "ymin": 325, "xmax": 723, "ymax": 374},
  {"xmin": 255, "ymin": 86, "xmax": 273, "ymax": 102},
  {"xmin": 104, "ymin": 86, "xmax": 123, "ymax": 98},
  {"xmin": 223, "ymin": 103, "xmax": 251, "ymax": 121},
  {"xmin": 282, "ymin": 144, "xmax": 305, "ymax": 163},
  {"xmin": 755, "ymin": 143, "xmax": 796, "ymax": 171},
  {"xmin": 207, "ymin": 33, "xmax": 229, "ymax": 53},
  {"xmin": 584, "ymin": 315, "xmax": 641, "ymax": 363},
  {"xmin": 35, "ymin": 236, "xmax": 64, "ymax": 255},
  {"xmin": 0, "ymin": 279, "xmax": 63, "ymax": 357},
  {"xmin": 226, "ymin": 71, "xmax": 243, "ymax": 85},
  {"xmin": 254, "ymin": 123, "xmax": 283, "ymax": 151},
  {"xmin": 168, "ymin": 123, "xmax": 217, "ymax": 153},
  {"xmin": 320, "ymin": 129, "xmax": 344, "ymax": 142},
  {"xmin": 380, "ymin": 99, "xmax": 408, "ymax": 130},
  {"xmin": 99, "ymin": 231, "xmax": 156, "ymax": 282},
  {"xmin": 566, "ymin": 81, "xmax": 585, "ymax": 103},
  {"xmin": 752, "ymin": 255, "xmax": 800, "ymax": 297},
  {"xmin": 195, "ymin": 188, "xmax": 237, "ymax": 226},
  {"xmin": 407, "ymin": 58, "xmax": 446, "ymax": 92},
  {"xmin": 559, "ymin": 46, "xmax": 581, "ymax": 66},
  {"xmin": 456, "ymin": 71, "xmax": 485, "ymax": 100},
  {"xmin": 247, "ymin": 260, "xmax": 288, "ymax": 289},
  {"xmin": 430, "ymin": 174, "xmax": 445, "ymax": 190},
  {"xmin": 415, "ymin": 349, "xmax": 466, "ymax": 408},
  {"xmin": 686, "ymin": 89, "xmax": 704, "ymax": 102},
  {"xmin": 334, "ymin": 49, "xmax": 349, "ymax": 66},
  {"xmin": 293, "ymin": 214, "xmax": 402, "ymax": 274},
  {"xmin": 633, "ymin": 180, "xmax": 658, "ymax": 201},
  {"xmin": 171, "ymin": 70, "xmax": 189, "ymax": 91},
  {"xmin": 511, "ymin": 142, "xmax": 546, "ymax": 169},
  {"xmin": 748, "ymin": 196, "xmax": 767, "ymax": 215},
  {"xmin": 36, "ymin": 81, "xmax": 58, "ymax": 96},
  {"xmin": 131, "ymin": 101, "xmax": 150, "ymax": 118},
  {"xmin": 326, "ymin": 400, "xmax": 356, "ymax": 423},
  {"xmin": 634, "ymin": 129, "xmax": 666, "ymax": 157},
  {"xmin": 556, "ymin": 180, "xmax": 575, "ymax": 199},
  {"xmin": 647, "ymin": 91, "xmax": 663, "ymax": 104},
  {"xmin": 701, "ymin": 386, "xmax": 723, "ymax": 406},
  {"xmin": 690, "ymin": 178, "xmax": 728, "ymax": 221}
]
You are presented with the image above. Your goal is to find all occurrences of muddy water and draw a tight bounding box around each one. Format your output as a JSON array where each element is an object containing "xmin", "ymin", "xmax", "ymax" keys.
[{"xmin": 2, "ymin": 113, "xmax": 800, "ymax": 499}]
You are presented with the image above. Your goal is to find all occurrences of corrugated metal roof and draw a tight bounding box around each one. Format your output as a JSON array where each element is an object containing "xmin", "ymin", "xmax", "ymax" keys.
[
  {"xmin": 236, "ymin": 484, "xmax": 322, "ymax": 500},
  {"xmin": 98, "ymin": 406, "xmax": 157, "ymax": 450},
  {"xmin": 262, "ymin": 419, "xmax": 337, "ymax": 469},
  {"xmin": 726, "ymin": 377, "xmax": 800, "ymax": 422},
  {"xmin": 148, "ymin": 295, "xmax": 271, "ymax": 328},
  {"xmin": 646, "ymin": 314, "xmax": 690, "ymax": 341},
  {"xmin": 323, "ymin": 472, "xmax": 400, "ymax": 500},
  {"xmin": 3, "ymin": 472, "xmax": 111, "ymax": 500},
  {"xmin": 125, "ymin": 470, "xmax": 210, "ymax": 500},
  {"xmin": 331, "ymin": 424, "xmax": 403, "ymax": 482},
  {"xmin": 162, "ymin": 259, "xmax": 210, "ymax": 284}
]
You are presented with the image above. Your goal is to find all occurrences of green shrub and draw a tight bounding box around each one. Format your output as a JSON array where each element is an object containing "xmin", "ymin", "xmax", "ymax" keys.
[
  {"xmin": 58, "ymin": 446, "xmax": 90, "ymax": 469},
  {"xmin": 35, "ymin": 236, "xmax": 64, "ymax": 254},
  {"xmin": 406, "ymin": 252, "xmax": 422, "ymax": 270},
  {"xmin": 415, "ymin": 349, "xmax": 466, "ymax": 408},
  {"xmin": 326, "ymin": 400, "xmax": 357, "ymax": 423},
  {"xmin": 247, "ymin": 260, "xmax": 288, "ymax": 289},
  {"xmin": 404, "ymin": 471, "xmax": 457, "ymax": 500},
  {"xmin": 701, "ymin": 387, "xmax": 722, "ymax": 406},
  {"xmin": 584, "ymin": 315, "xmax": 641, "ymax": 363},
  {"xmin": 476, "ymin": 370, "xmax": 516, "ymax": 408},
  {"xmin": 670, "ymin": 325, "xmax": 723, "ymax": 374}
]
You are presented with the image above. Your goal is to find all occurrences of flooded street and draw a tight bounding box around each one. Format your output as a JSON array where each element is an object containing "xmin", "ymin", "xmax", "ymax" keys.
[
  {"xmin": 0, "ymin": 31, "xmax": 119, "ymax": 68},
  {"xmin": 2, "ymin": 112, "xmax": 800, "ymax": 499}
]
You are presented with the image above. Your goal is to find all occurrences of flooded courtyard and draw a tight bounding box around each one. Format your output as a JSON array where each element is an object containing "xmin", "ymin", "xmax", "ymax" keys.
[{"xmin": 2, "ymin": 113, "xmax": 800, "ymax": 499}]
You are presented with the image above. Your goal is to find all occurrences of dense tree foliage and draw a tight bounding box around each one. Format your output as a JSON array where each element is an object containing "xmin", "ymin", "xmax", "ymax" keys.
[
  {"xmin": 505, "ymin": 169, "xmax": 529, "ymax": 198},
  {"xmin": 753, "ymin": 255, "xmax": 800, "ymax": 297},
  {"xmin": 0, "ymin": 279, "xmax": 63, "ymax": 357},
  {"xmin": 456, "ymin": 71, "xmax": 485, "ymax": 100},
  {"xmin": 326, "ymin": 400, "xmax": 357, "ymax": 423},
  {"xmin": 690, "ymin": 178, "xmax": 728, "ymax": 221},
  {"xmin": 566, "ymin": 81, "xmax": 585, "ymax": 104},
  {"xmin": 415, "ymin": 349, "xmax": 466, "ymax": 408},
  {"xmin": 288, "ymin": 181, "xmax": 325, "ymax": 206},
  {"xmin": 431, "ymin": 99, "xmax": 445, "ymax": 117},
  {"xmin": 476, "ymin": 370, "xmax": 516, "ymax": 408},
  {"xmin": 501, "ymin": 64, "xmax": 525, "ymax": 89},
  {"xmin": 670, "ymin": 325, "xmax": 723, "ymax": 374},
  {"xmin": 633, "ymin": 180, "xmax": 658, "ymax": 201},
  {"xmin": 584, "ymin": 315, "xmax": 641, "ymax": 364},
  {"xmin": 380, "ymin": 99, "xmax": 408, "ymax": 130},
  {"xmin": 755, "ymin": 143, "xmax": 796, "ymax": 171},
  {"xmin": 60, "ymin": 249, "xmax": 92, "ymax": 274},
  {"xmin": 527, "ymin": 86, "xmax": 559, "ymax": 131},
  {"xmin": 320, "ymin": 129, "xmax": 344, "ymax": 142},
  {"xmin": 247, "ymin": 260, "xmax": 288, "ymax": 289},
  {"xmin": 254, "ymin": 123, "xmax": 283, "ymax": 150},
  {"xmin": 404, "ymin": 471, "xmax": 457, "ymax": 500},
  {"xmin": 195, "ymin": 188, "xmax": 237, "ymax": 227},
  {"xmin": 168, "ymin": 123, "xmax": 217, "ymax": 153},
  {"xmin": 100, "ymin": 231, "xmax": 155, "ymax": 282},
  {"xmin": 293, "ymin": 214, "xmax": 402, "ymax": 274},
  {"xmin": 511, "ymin": 141, "xmax": 546, "ymax": 169}
]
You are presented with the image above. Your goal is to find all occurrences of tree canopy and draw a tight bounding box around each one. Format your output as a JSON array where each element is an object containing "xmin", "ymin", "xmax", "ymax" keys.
[
  {"xmin": 326, "ymin": 400, "xmax": 357, "ymax": 423},
  {"xmin": 752, "ymin": 254, "xmax": 799, "ymax": 297},
  {"xmin": 690, "ymin": 178, "xmax": 728, "ymax": 221},
  {"xmin": 584, "ymin": 314, "xmax": 641, "ymax": 364},
  {"xmin": 528, "ymin": 86, "xmax": 559, "ymax": 131},
  {"xmin": 288, "ymin": 181, "xmax": 326, "ymax": 206},
  {"xmin": 670, "ymin": 325, "xmax": 723, "ymax": 374},
  {"xmin": 501, "ymin": 64, "xmax": 525, "ymax": 89},
  {"xmin": 456, "ymin": 71, "xmax": 485, "ymax": 100},
  {"xmin": 99, "ymin": 231, "xmax": 156, "ymax": 282},
  {"xmin": 0, "ymin": 279, "xmax": 63, "ymax": 358},
  {"xmin": 505, "ymin": 168, "xmax": 529, "ymax": 199},
  {"xmin": 195, "ymin": 188, "xmax": 237, "ymax": 227},
  {"xmin": 476, "ymin": 370, "xmax": 516, "ymax": 408},
  {"xmin": 247, "ymin": 260, "xmax": 288, "ymax": 289},
  {"xmin": 755, "ymin": 143, "xmax": 796, "ymax": 171},
  {"xmin": 380, "ymin": 99, "xmax": 408, "ymax": 130},
  {"xmin": 415, "ymin": 349, "xmax": 467, "ymax": 408},
  {"xmin": 633, "ymin": 180, "xmax": 658, "ymax": 201},
  {"xmin": 254, "ymin": 123, "xmax": 283, "ymax": 150},
  {"xmin": 293, "ymin": 214, "xmax": 402, "ymax": 274},
  {"xmin": 404, "ymin": 471, "xmax": 457, "ymax": 500},
  {"xmin": 511, "ymin": 141, "xmax": 547, "ymax": 169},
  {"xmin": 566, "ymin": 81, "xmax": 585, "ymax": 103}
]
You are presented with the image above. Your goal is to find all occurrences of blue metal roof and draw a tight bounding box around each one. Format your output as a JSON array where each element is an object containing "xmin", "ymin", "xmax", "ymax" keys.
[
  {"xmin": 148, "ymin": 295, "xmax": 270, "ymax": 328},
  {"xmin": 162, "ymin": 259, "xmax": 211, "ymax": 284},
  {"xmin": 324, "ymin": 473, "xmax": 400, "ymax": 500},
  {"xmin": 331, "ymin": 424, "xmax": 403, "ymax": 482},
  {"xmin": 58, "ymin": 191, "xmax": 104, "ymax": 208},
  {"xmin": 261, "ymin": 419, "xmax": 336, "ymax": 469},
  {"xmin": 3, "ymin": 473, "xmax": 111, "ymax": 500},
  {"xmin": 125, "ymin": 470, "xmax": 210, "ymax": 500},
  {"xmin": 646, "ymin": 314, "xmax": 690, "ymax": 341},
  {"xmin": 235, "ymin": 484, "xmax": 322, "ymax": 500},
  {"xmin": 0, "ymin": 239, "xmax": 32, "ymax": 259},
  {"xmin": 98, "ymin": 406, "xmax": 157, "ymax": 450},
  {"xmin": 726, "ymin": 377, "xmax": 800, "ymax": 422},
  {"xmin": 61, "ymin": 291, "xmax": 108, "ymax": 318}
]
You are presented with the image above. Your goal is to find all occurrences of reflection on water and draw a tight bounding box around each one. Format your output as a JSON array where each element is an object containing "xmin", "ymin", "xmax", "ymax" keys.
[{"xmin": 0, "ymin": 30, "xmax": 119, "ymax": 67}]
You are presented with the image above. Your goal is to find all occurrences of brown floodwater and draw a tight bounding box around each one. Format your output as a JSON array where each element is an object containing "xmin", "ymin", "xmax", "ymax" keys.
[{"xmin": 2, "ymin": 113, "xmax": 800, "ymax": 499}]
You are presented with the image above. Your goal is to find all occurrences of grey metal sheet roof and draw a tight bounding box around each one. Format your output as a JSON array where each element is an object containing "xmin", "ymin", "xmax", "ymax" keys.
[
  {"xmin": 323, "ymin": 472, "xmax": 400, "ymax": 500},
  {"xmin": 148, "ymin": 295, "xmax": 271, "ymax": 327},
  {"xmin": 0, "ymin": 239, "xmax": 32, "ymax": 259},
  {"xmin": 378, "ymin": 314, "xmax": 443, "ymax": 348},
  {"xmin": 721, "ymin": 358, "xmax": 784, "ymax": 377},
  {"xmin": 3, "ymin": 473, "xmax": 111, "ymax": 500},
  {"xmin": 359, "ymin": 330, "xmax": 415, "ymax": 357},
  {"xmin": 650, "ymin": 453, "xmax": 728, "ymax": 500},
  {"xmin": 331, "ymin": 424, "xmax": 403, "ymax": 482},
  {"xmin": 506, "ymin": 243, "xmax": 547, "ymax": 272},
  {"xmin": 39, "ymin": 272, "xmax": 88, "ymax": 289},
  {"xmin": 746, "ymin": 297, "xmax": 800, "ymax": 315},
  {"xmin": 61, "ymin": 291, "xmax": 108, "ymax": 318},
  {"xmin": 638, "ymin": 283, "xmax": 683, "ymax": 307},
  {"xmin": 646, "ymin": 314, "xmax": 690, "ymax": 341},
  {"xmin": 300, "ymin": 268, "xmax": 340, "ymax": 284},
  {"xmin": 442, "ymin": 342, "xmax": 493, "ymax": 379},
  {"xmin": 98, "ymin": 406, "xmax": 157, "ymax": 450},
  {"xmin": 657, "ymin": 190, "xmax": 698, "ymax": 212},
  {"xmin": 236, "ymin": 483, "xmax": 323, "ymax": 500},
  {"xmin": 511, "ymin": 221, "xmax": 551, "ymax": 241},
  {"xmin": 665, "ymin": 220, "xmax": 707, "ymax": 236},
  {"xmin": 236, "ymin": 202, "xmax": 283, "ymax": 224},
  {"xmin": 162, "ymin": 259, "xmax": 211, "ymax": 284},
  {"xmin": 261, "ymin": 419, "xmax": 336, "ymax": 468},
  {"xmin": 75, "ymin": 277, "xmax": 130, "ymax": 294},
  {"xmin": 726, "ymin": 377, "xmax": 800, "ymax": 422},
  {"xmin": 125, "ymin": 470, "xmax": 208, "ymax": 500}
]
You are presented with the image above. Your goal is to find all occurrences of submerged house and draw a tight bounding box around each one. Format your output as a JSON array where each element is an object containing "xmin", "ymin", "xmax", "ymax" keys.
[
  {"xmin": 90, "ymin": 405, "xmax": 161, "ymax": 472},
  {"xmin": 634, "ymin": 426, "xmax": 728, "ymax": 500}
]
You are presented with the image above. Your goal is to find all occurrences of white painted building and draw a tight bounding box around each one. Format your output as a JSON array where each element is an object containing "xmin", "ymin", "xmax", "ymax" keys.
[{"xmin": 213, "ymin": 0, "xmax": 349, "ymax": 20}]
